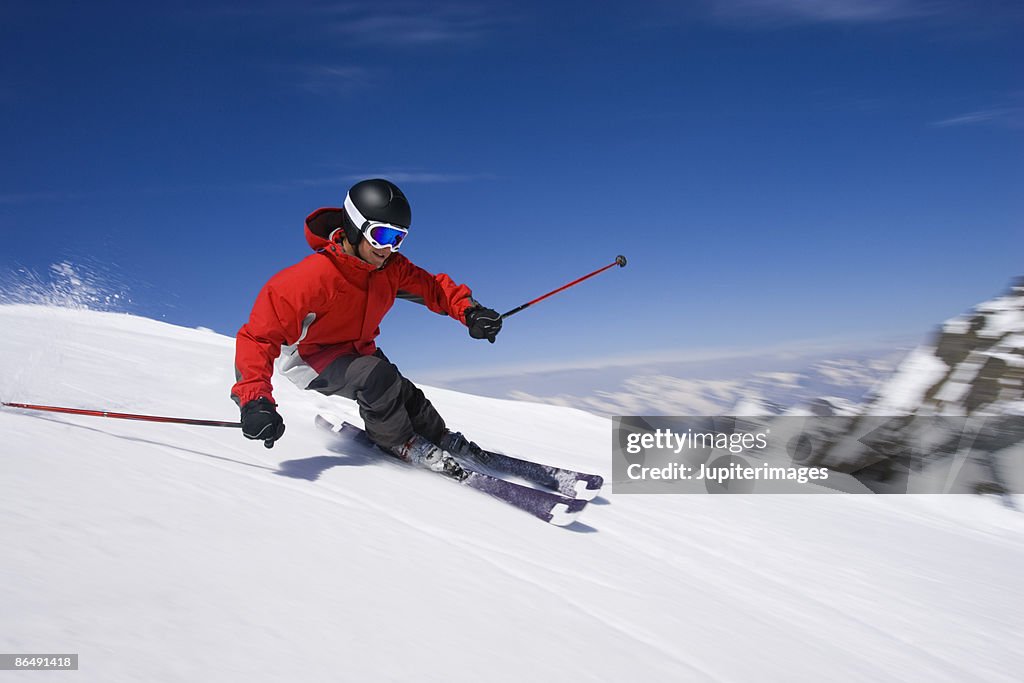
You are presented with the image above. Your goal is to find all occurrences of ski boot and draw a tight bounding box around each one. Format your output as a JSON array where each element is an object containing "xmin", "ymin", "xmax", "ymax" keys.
[
  {"xmin": 391, "ymin": 434, "xmax": 468, "ymax": 481},
  {"xmin": 438, "ymin": 430, "xmax": 483, "ymax": 459}
]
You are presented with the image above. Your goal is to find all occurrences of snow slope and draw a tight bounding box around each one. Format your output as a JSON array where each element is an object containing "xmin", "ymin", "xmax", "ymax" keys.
[{"xmin": 1, "ymin": 304, "xmax": 1023, "ymax": 682}]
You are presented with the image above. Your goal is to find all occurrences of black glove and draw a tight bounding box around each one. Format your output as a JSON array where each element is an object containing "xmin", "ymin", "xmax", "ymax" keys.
[
  {"xmin": 240, "ymin": 397, "xmax": 286, "ymax": 448},
  {"xmin": 465, "ymin": 306, "xmax": 502, "ymax": 343}
]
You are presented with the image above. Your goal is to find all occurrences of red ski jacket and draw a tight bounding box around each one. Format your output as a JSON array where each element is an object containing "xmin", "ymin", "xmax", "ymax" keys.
[{"xmin": 231, "ymin": 208, "xmax": 475, "ymax": 406}]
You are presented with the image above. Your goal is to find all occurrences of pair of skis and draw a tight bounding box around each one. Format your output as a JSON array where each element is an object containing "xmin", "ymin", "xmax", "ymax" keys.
[{"xmin": 315, "ymin": 416, "xmax": 603, "ymax": 526}]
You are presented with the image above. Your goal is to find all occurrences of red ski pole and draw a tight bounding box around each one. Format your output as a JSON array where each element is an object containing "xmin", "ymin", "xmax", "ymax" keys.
[
  {"xmin": 501, "ymin": 255, "xmax": 627, "ymax": 319},
  {"xmin": 1, "ymin": 402, "xmax": 242, "ymax": 428}
]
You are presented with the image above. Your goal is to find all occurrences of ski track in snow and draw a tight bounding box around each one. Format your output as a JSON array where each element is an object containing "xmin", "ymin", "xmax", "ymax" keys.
[{"xmin": 1, "ymin": 304, "xmax": 1023, "ymax": 682}]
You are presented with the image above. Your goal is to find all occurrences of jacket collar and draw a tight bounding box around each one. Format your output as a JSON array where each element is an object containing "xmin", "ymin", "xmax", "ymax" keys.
[{"xmin": 323, "ymin": 243, "xmax": 380, "ymax": 273}]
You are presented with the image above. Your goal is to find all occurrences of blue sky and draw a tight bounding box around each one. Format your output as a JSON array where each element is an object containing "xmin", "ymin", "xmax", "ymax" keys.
[{"xmin": 1, "ymin": 0, "xmax": 1021, "ymax": 380}]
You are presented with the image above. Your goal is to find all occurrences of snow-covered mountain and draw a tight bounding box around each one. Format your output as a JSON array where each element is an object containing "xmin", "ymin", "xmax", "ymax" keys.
[
  {"xmin": 1, "ymin": 304, "xmax": 1023, "ymax": 682},
  {"xmin": 749, "ymin": 279, "xmax": 1024, "ymax": 497},
  {"xmin": 453, "ymin": 279, "xmax": 1024, "ymax": 424},
  {"xmin": 866, "ymin": 277, "xmax": 1024, "ymax": 417},
  {"xmin": 443, "ymin": 349, "xmax": 904, "ymax": 418}
]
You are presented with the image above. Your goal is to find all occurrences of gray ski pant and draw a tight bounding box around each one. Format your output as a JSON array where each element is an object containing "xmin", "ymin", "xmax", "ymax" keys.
[{"xmin": 306, "ymin": 349, "xmax": 446, "ymax": 449}]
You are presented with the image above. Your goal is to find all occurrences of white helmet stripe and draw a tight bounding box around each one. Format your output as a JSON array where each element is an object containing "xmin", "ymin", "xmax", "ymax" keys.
[{"xmin": 344, "ymin": 193, "xmax": 368, "ymax": 227}]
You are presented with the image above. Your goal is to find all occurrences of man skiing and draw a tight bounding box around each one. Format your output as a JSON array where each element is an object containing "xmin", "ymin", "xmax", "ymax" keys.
[{"xmin": 231, "ymin": 178, "xmax": 502, "ymax": 473}]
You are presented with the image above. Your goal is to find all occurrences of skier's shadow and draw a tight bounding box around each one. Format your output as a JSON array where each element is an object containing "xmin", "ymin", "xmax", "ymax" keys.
[{"xmin": 275, "ymin": 442, "xmax": 384, "ymax": 481}]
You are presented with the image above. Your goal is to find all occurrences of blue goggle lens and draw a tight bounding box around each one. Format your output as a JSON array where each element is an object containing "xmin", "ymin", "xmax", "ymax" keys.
[{"xmin": 366, "ymin": 224, "xmax": 407, "ymax": 249}]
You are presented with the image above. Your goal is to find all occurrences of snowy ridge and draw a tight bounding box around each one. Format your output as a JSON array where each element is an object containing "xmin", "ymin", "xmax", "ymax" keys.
[
  {"xmin": 867, "ymin": 278, "xmax": 1024, "ymax": 417},
  {"xmin": 503, "ymin": 354, "xmax": 900, "ymax": 418},
  {"xmin": 1, "ymin": 304, "xmax": 1023, "ymax": 682},
  {"xmin": 496, "ymin": 279, "xmax": 1024, "ymax": 422},
  {"xmin": 750, "ymin": 280, "xmax": 1024, "ymax": 491}
]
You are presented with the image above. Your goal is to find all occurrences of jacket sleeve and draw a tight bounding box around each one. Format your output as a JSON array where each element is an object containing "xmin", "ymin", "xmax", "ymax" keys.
[
  {"xmin": 396, "ymin": 257, "xmax": 476, "ymax": 324},
  {"xmin": 231, "ymin": 276, "xmax": 312, "ymax": 407}
]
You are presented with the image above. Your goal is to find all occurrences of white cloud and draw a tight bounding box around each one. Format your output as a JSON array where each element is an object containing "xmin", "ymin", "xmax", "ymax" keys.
[
  {"xmin": 291, "ymin": 64, "xmax": 373, "ymax": 94},
  {"xmin": 326, "ymin": 3, "xmax": 507, "ymax": 46},
  {"xmin": 343, "ymin": 171, "xmax": 494, "ymax": 184},
  {"xmin": 930, "ymin": 108, "xmax": 1022, "ymax": 128},
  {"xmin": 253, "ymin": 171, "xmax": 489, "ymax": 193},
  {"xmin": 198, "ymin": 1, "xmax": 512, "ymax": 44},
  {"xmin": 706, "ymin": 0, "xmax": 940, "ymax": 24}
]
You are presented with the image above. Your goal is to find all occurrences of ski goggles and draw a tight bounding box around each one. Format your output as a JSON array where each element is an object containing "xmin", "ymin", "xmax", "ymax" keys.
[
  {"xmin": 345, "ymin": 193, "xmax": 409, "ymax": 251},
  {"xmin": 363, "ymin": 222, "xmax": 408, "ymax": 251}
]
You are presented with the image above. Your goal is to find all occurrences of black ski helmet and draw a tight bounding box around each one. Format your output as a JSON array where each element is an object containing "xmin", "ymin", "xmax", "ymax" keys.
[{"xmin": 340, "ymin": 179, "xmax": 412, "ymax": 247}]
